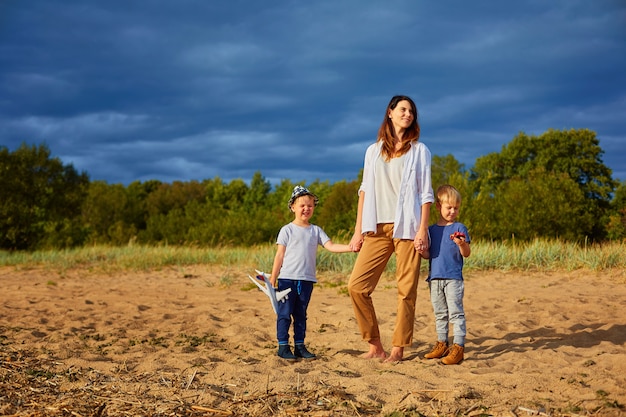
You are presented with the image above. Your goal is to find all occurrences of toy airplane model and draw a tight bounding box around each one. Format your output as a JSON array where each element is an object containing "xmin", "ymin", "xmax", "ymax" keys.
[{"xmin": 248, "ymin": 269, "xmax": 291, "ymax": 314}]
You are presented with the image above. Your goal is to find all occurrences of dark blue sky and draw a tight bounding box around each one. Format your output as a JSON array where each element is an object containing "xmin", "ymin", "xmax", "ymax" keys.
[{"xmin": 1, "ymin": 1, "xmax": 625, "ymax": 185}]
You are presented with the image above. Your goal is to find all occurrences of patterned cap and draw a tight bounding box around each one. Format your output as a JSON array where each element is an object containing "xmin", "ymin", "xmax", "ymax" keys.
[{"xmin": 288, "ymin": 185, "xmax": 319, "ymax": 209}]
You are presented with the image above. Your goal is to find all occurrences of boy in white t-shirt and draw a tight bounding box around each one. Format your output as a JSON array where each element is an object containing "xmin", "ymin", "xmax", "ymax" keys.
[{"xmin": 270, "ymin": 186, "xmax": 353, "ymax": 360}]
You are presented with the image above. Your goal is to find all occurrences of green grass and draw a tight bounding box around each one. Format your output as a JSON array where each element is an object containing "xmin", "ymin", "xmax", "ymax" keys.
[
  {"xmin": 466, "ymin": 238, "xmax": 626, "ymax": 271},
  {"xmin": 0, "ymin": 239, "xmax": 624, "ymax": 277}
]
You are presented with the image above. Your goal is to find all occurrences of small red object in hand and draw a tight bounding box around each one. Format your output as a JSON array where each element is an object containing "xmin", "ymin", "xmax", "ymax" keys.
[{"xmin": 450, "ymin": 231, "xmax": 465, "ymax": 240}]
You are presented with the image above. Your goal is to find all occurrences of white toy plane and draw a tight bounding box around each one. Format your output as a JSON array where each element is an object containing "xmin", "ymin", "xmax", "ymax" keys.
[{"xmin": 248, "ymin": 269, "xmax": 291, "ymax": 314}]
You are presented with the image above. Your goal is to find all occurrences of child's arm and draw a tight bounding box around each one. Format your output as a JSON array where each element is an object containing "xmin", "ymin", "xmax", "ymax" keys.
[
  {"xmin": 269, "ymin": 244, "xmax": 286, "ymax": 287},
  {"xmin": 349, "ymin": 191, "xmax": 365, "ymax": 252},
  {"xmin": 323, "ymin": 240, "xmax": 353, "ymax": 253}
]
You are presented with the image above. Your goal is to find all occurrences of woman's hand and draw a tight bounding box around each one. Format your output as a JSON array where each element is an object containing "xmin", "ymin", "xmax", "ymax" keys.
[
  {"xmin": 414, "ymin": 237, "xmax": 426, "ymax": 253},
  {"xmin": 349, "ymin": 231, "xmax": 363, "ymax": 252},
  {"xmin": 414, "ymin": 228, "xmax": 428, "ymax": 251}
]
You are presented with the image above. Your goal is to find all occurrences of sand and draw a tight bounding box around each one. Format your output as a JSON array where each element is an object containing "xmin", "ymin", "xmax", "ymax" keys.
[{"xmin": 1, "ymin": 266, "xmax": 625, "ymax": 416}]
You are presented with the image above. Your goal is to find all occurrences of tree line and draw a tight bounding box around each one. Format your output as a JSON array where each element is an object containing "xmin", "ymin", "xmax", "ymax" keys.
[{"xmin": 1, "ymin": 128, "xmax": 625, "ymax": 251}]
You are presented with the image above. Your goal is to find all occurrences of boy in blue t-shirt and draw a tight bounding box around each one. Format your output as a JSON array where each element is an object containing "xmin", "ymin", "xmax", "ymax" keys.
[
  {"xmin": 419, "ymin": 185, "xmax": 471, "ymax": 365},
  {"xmin": 269, "ymin": 186, "xmax": 353, "ymax": 360}
]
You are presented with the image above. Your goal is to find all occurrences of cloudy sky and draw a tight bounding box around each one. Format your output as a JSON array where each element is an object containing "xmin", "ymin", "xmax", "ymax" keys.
[{"xmin": 1, "ymin": 1, "xmax": 625, "ymax": 186}]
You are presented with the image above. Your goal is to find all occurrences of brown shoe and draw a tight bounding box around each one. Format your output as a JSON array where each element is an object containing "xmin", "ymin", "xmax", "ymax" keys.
[
  {"xmin": 424, "ymin": 341, "xmax": 448, "ymax": 359},
  {"xmin": 441, "ymin": 344, "xmax": 464, "ymax": 365}
]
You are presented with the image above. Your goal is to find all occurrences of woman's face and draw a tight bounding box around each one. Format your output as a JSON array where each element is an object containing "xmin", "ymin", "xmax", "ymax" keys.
[{"xmin": 388, "ymin": 100, "xmax": 414, "ymax": 132}]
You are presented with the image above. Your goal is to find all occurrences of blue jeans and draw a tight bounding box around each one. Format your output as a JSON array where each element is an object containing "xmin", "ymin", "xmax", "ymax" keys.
[
  {"xmin": 276, "ymin": 279, "xmax": 314, "ymax": 345},
  {"xmin": 429, "ymin": 279, "xmax": 466, "ymax": 346}
]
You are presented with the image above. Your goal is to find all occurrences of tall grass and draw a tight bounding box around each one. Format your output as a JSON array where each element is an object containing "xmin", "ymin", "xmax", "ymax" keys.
[
  {"xmin": 0, "ymin": 239, "xmax": 624, "ymax": 276},
  {"xmin": 466, "ymin": 239, "xmax": 626, "ymax": 271}
]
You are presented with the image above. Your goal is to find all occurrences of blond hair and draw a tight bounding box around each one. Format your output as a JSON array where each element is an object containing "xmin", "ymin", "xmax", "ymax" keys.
[{"xmin": 436, "ymin": 184, "xmax": 462, "ymax": 205}]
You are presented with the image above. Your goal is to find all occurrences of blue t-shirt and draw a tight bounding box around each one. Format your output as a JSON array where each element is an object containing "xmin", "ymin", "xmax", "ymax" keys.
[{"xmin": 427, "ymin": 222, "xmax": 470, "ymax": 281}]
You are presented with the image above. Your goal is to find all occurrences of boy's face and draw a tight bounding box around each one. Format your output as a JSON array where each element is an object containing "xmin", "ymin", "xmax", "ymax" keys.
[
  {"xmin": 438, "ymin": 199, "xmax": 460, "ymax": 223},
  {"xmin": 291, "ymin": 195, "xmax": 315, "ymax": 222}
]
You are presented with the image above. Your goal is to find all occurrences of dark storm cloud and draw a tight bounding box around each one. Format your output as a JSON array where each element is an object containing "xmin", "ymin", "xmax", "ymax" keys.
[{"xmin": 1, "ymin": 0, "xmax": 625, "ymax": 185}]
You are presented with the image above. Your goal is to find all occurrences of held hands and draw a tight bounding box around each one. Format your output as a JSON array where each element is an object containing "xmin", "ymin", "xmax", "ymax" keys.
[
  {"xmin": 414, "ymin": 237, "xmax": 426, "ymax": 253},
  {"xmin": 349, "ymin": 231, "xmax": 363, "ymax": 252},
  {"xmin": 414, "ymin": 227, "xmax": 429, "ymax": 256}
]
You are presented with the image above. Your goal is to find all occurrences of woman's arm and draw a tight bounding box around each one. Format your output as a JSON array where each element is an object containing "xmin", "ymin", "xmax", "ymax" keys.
[
  {"xmin": 414, "ymin": 143, "xmax": 433, "ymax": 251},
  {"xmin": 414, "ymin": 202, "xmax": 431, "ymax": 251},
  {"xmin": 349, "ymin": 190, "xmax": 365, "ymax": 252}
]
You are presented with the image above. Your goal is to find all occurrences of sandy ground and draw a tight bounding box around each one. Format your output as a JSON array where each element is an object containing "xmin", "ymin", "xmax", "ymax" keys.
[{"xmin": 1, "ymin": 266, "xmax": 625, "ymax": 416}]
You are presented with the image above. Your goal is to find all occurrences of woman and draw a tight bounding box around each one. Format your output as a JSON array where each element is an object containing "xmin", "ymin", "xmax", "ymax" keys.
[{"xmin": 348, "ymin": 95, "xmax": 433, "ymax": 362}]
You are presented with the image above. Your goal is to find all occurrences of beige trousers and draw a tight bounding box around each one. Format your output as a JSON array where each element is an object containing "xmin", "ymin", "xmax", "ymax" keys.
[{"xmin": 348, "ymin": 223, "xmax": 421, "ymax": 347}]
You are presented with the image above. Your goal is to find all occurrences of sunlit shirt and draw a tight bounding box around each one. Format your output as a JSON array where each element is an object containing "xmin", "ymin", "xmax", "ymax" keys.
[
  {"xmin": 276, "ymin": 222, "xmax": 330, "ymax": 282},
  {"xmin": 375, "ymin": 154, "xmax": 405, "ymax": 223},
  {"xmin": 359, "ymin": 141, "xmax": 434, "ymax": 240}
]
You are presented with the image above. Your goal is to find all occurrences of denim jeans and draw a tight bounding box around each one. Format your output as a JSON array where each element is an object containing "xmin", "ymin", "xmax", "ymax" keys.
[
  {"xmin": 429, "ymin": 279, "xmax": 466, "ymax": 346},
  {"xmin": 276, "ymin": 279, "xmax": 314, "ymax": 345}
]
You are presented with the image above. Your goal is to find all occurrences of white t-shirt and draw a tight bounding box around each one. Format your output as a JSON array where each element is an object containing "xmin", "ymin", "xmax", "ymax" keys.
[
  {"xmin": 374, "ymin": 154, "xmax": 405, "ymax": 223},
  {"xmin": 276, "ymin": 222, "xmax": 330, "ymax": 282}
]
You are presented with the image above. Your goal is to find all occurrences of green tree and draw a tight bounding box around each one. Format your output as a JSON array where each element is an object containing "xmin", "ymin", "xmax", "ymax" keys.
[
  {"xmin": 243, "ymin": 171, "xmax": 272, "ymax": 209},
  {"xmin": 611, "ymin": 181, "xmax": 626, "ymax": 209},
  {"xmin": 471, "ymin": 129, "xmax": 616, "ymax": 240},
  {"xmin": 82, "ymin": 180, "xmax": 163, "ymax": 245},
  {"xmin": 145, "ymin": 180, "xmax": 206, "ymax": 218},
  {"xmin": 269, "ymin": 179, "xmax": 296, "ymax": 215},
  {"xmin": 0, "ymin": 143, "xmax": 89, "ymax": 250},
  {"xmin": 126, "ymin": 180, "xmax": 161, "ymax": 240},
  {"xmin": 470, "ymin": 168, "xmax": 592, "ymax": 240},
  {"xmin": 431, "ymin": 154, "xmax": 466, "ymax": 190},
  {"xmin": 607, "ymin": 181, "xmax": 626, "ymax": 240},
  {"xmin": 82, "ymin": 181, "xmax": 116, "ymax": 242},
  {"xmin": 430, "ymin": 154, "xmax": 469, "ymax": 226},
  {"xmin": 184, "ymin": 200, "xmax": 229, "ymax": 245},
  {"xmin": 315, "ymin": 179, "xmax": 360, "ymax": 238},
  {"xmin": 221, "ymin": 179, "xmax": 248, "ymax": 210},
  {"xmin": 82, "ymin": 181, "xmax": 134, "ymax": 245}
]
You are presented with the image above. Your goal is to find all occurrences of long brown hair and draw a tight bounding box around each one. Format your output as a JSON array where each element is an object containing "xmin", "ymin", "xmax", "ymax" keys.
[{"xmin": 377, "ymin": 95, "xmax": 420, "ymax": 161}]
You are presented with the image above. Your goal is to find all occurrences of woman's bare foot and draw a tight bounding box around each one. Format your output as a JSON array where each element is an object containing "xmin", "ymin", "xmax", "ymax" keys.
[
  {"xmin": 383, "ymin": 346, "xmax": 404, "ymax": 363},
  {"xmin": 360, "ymin": 339, "xmax": 387, "ymax": 359}
]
